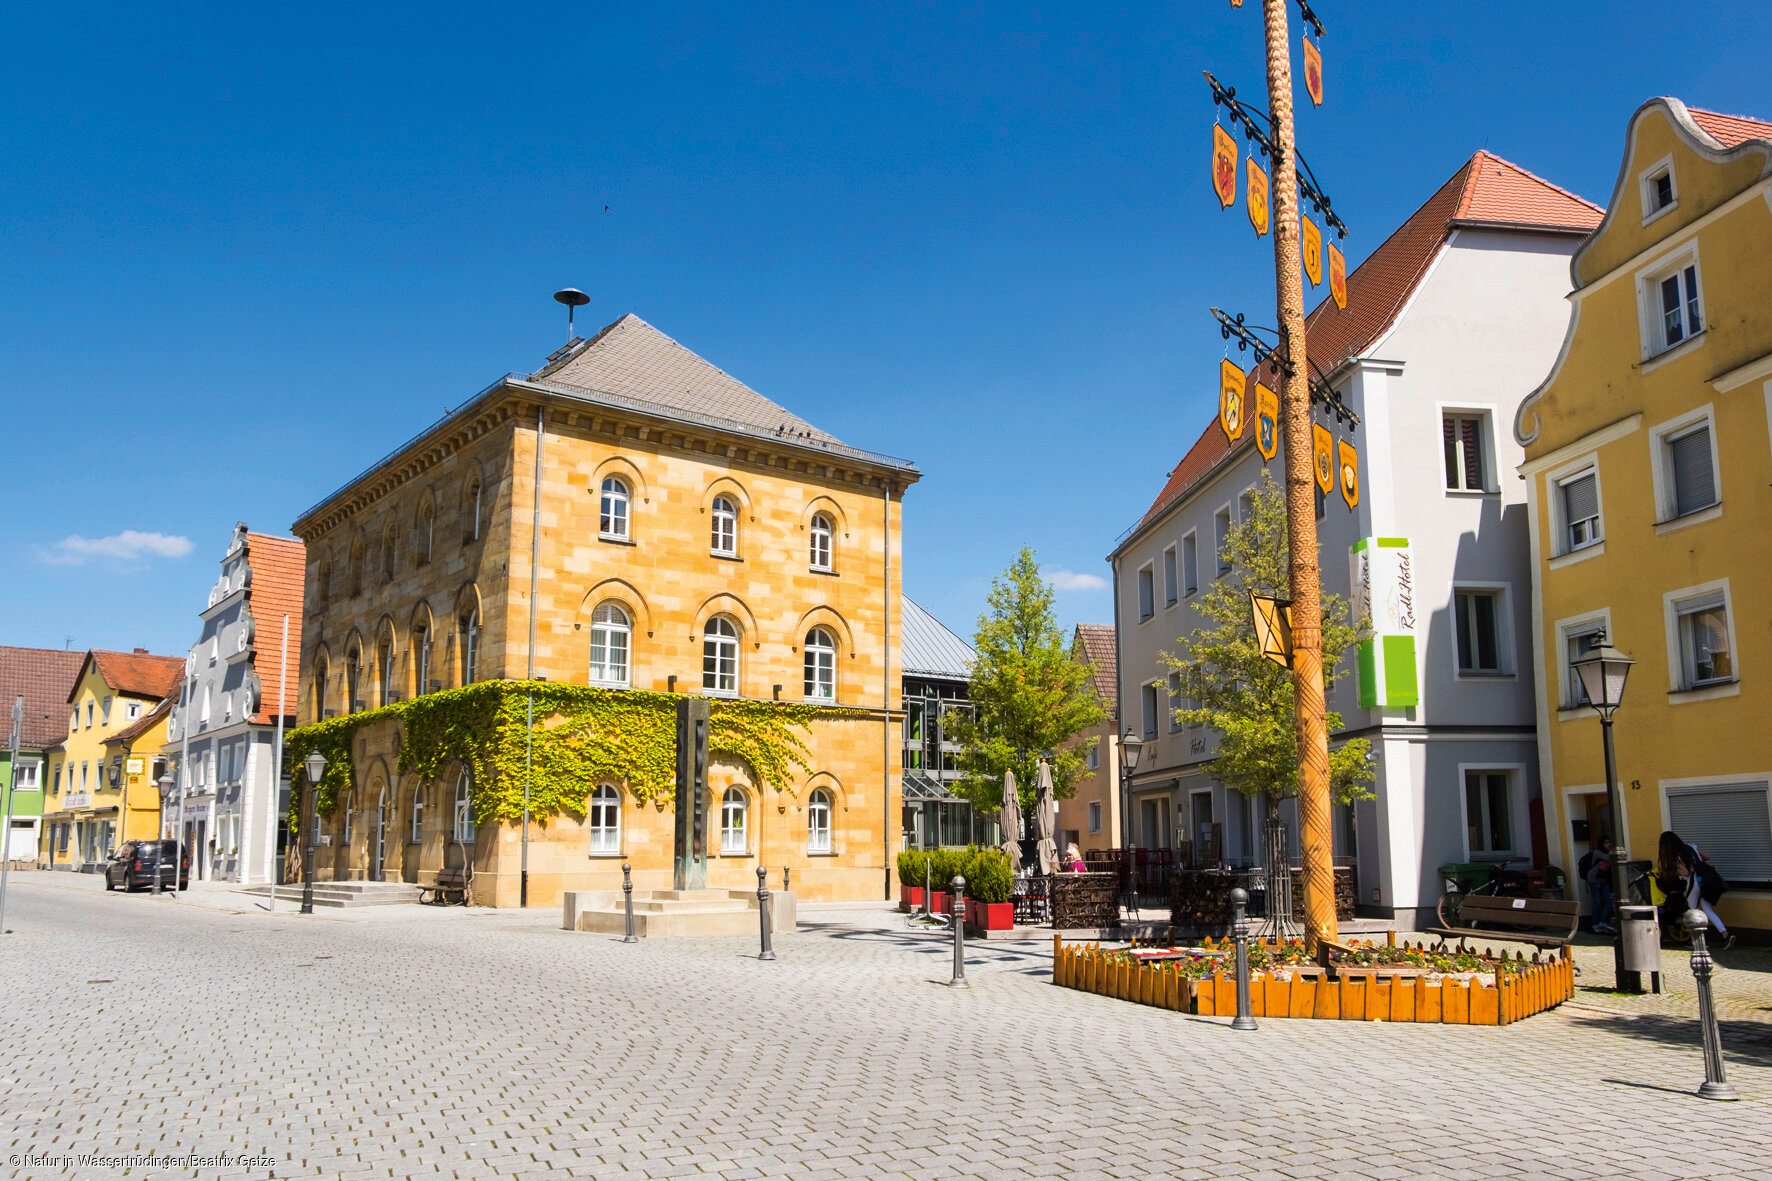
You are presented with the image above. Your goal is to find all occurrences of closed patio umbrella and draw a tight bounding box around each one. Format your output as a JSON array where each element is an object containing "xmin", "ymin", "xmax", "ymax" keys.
[
  {"xmin": 999, "ymin": 769, "xmax": 1023, "ymax": 873},
  {"xmin": 1034, "ymin": 759, "xmax": 1058, "ymax": 877}
]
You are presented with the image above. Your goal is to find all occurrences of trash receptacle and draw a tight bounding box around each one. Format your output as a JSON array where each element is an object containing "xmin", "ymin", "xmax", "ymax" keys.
[{"xmin": 1618, "ymin": 905, "xmax": 1662, "ymax": 973}]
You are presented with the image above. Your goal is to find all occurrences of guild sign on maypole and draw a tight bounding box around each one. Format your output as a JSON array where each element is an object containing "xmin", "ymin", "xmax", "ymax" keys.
[
  {"xmin": 1246, "ymin": 157, "xmax": 1270, "ymax": 236},
  {"xmin": 1203, "ymin": 0, "xmax": 1350, "ymax": 950},
  {"xmin": 1219, "ymin": 358, "xmax": 1247, "ymax": 443}
]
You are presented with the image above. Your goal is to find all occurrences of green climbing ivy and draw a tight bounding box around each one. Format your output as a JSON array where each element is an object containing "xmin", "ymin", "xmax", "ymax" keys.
[{"xmin": 284, "ymin": 681, "xmax": 865, "ymax": 832}]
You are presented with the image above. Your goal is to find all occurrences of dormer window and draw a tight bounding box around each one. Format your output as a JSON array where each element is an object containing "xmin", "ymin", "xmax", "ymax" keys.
[{"xmin": 1640, "ymin": 157, "xmax": 1677, "ymax": 222}]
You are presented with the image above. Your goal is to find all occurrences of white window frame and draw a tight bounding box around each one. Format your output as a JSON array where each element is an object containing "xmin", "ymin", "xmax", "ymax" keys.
[
  {"xmin": 1088, "ymin": 801, "xmax": 1102, "ymax": 834},
  {"xmin": 1458, "ymin": 764, "xmax": 1526, "ymax": 861},
  {"xmin": 710, "ymin": 495, "xmax": 738, "ymax": 557},
  {"xmin": 809, "ymin": 513, "xmax": 834, "ymax": 572},
  {"xmin": 453, "ymin": 770, "xmax": 474, "ymax": 844},
  {"xmin": 12, "ymin": 759, "xmax": 41, "ymax": 793},
  {"xmin": 1546, "ymin": 454, "xmax": 1605, "ymax": 562},
  {"xmin": 720, "ymin": 787, "xmax": 749, "ymax": 855},
  {"xmin": 1635, "ymin": 241, "xmax": 1706, "ymax": 362},
  {"xmin": 1663, "ymin": 579, "xmax": 1740, "ymax": 700},
  {"xmin": 1181, "ymin": 530, "xmax": 1199, "ymax": 597},
  {"xmin": 803, "ymin": 627, "xmax": 836, "ymax": 702},
  {"xmin": 1450, "ymin": 583, "xmax": 1514, "ymax": 679},
  {"xmin": 410, "ymin": 785, "xmax": 424, "ymax": 844},
  {"xmin": 1136, "ymin": 562, "xmax": 1155, "ymax": 622},
  {"xmin": 1161, "ymin": 545, "xmax": 1178, "ymax": 608},
  {"xmin": 588, "ymin": 784, "xmax": 622, "ymax": 855},
  {"xmin": 1637, "ymin": 154, "xmax": 1677, "ymax": 225},
  {"xmin": 1213, "ymin": 505, "xmax": 1233, "ymax": 577},
  {"xmin": 1554, "ymin": 609, "xmax": 1612, "ymax": 719},
  {"xmin": 588, "ymin": 602, "xmax": 632, "ymax": 687},
  {"xmin": 1439, "ymin": 405, "xmax": 1496, "ymax": 494},
  {"xmin": 599, "ymin": 477, "xmax": 631, "ymax": 540},
  {"xmin": 807, "ymin": 788, "xmax": 832, "ymax": 854},
  {"xmin": 703, "ymin": 617, "xmax": 739, "ymax": 696},
  {"xmin": 1648, "ymin": 404, "xmax": 1721, "ymax": 529}
]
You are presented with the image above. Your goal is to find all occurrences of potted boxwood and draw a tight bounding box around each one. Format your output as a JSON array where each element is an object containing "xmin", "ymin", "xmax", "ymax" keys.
[
  {"xmin": 928, "ymin": 849, "xmax": 959, "ymax": 915},
  {"xmin": 896, "ymin": 850, "xmax": 927, "ymax": 911},
  {"xmin": 963, "ymin": 849, "xmax": 1015, "ymax": 932}
]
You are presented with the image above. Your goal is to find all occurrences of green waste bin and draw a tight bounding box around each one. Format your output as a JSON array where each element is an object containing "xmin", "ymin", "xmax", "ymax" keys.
[{"xmin": 1438, "ymin": 862, "xmax": 1494, "ymax": 895}]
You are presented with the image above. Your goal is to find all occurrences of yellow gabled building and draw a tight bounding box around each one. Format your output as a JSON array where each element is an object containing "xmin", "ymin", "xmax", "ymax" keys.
[{"xmin": 1516, "ymin": 99, "xmax": 1772, "ymax": 933}]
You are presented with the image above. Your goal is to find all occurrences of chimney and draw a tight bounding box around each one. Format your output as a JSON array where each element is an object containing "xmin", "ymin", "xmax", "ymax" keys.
[{"xmin": 134, "ymin": 647, "xmax": 148, "ymax": 654}]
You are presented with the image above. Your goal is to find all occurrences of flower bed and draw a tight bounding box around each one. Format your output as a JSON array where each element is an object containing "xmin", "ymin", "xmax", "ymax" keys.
[{"xmin": 1052, "ymin": 935, "xmax": 1574, "ymax": 1025}]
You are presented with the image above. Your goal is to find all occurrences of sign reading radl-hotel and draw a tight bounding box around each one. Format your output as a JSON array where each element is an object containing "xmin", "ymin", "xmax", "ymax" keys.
[{"xmin": 290, "ymin": 313, "xmax": 919, "ymax": 907}]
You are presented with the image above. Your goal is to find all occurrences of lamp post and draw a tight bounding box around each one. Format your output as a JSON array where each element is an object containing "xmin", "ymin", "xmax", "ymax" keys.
[
  {"xmin": 1572, "ymin": 639, "xmax": 1636, "ymax": 992},
  {"xmin": 156, "ymin": 773, "xmax": 174, "ymax": 895},
  {"xmin": 301, "ymin": 751, "xmax": 327, "ymax": 916},
  {"xmin": 1118, "ymin": 726, "xmax": 1146, "ymax": 921}
]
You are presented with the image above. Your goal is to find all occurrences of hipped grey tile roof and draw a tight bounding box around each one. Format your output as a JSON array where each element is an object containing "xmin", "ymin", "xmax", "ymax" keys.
[
  {"xmin": 530, "ymin": 313, "xmax": 839, "ymax": 444},
  {"xmin": 901, "ymin": 596, "xmax": 975, "ymax": 681}
]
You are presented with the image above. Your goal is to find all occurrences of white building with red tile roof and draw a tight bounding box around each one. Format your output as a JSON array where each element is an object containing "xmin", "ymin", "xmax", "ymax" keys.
[
  {"xmin": 162, "ymin": 523, "xmax": 306, "ymax": 885},
  {"xmin": 1108, "ymin": 151, "xmax": 1602, "ymax": 929}
]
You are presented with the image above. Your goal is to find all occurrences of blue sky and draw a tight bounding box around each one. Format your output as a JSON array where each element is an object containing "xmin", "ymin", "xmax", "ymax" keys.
[{"xmin": 4, "ymin": 2, "xmax": 1770, "ymax": 657}]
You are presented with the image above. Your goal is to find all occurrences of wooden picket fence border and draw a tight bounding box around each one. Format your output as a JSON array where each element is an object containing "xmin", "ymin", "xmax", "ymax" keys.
[{"xmin": 1050, "ymin": 935, "xmax": 1574, "ymax": 1025}]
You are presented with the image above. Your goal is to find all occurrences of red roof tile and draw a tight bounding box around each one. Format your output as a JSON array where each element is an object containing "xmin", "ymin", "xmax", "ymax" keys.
[
  {"xmin": 1687, "ymin": 107, "xmax": 1772, "ymax": 149},
  {"xmin": 243, "ymin": 532, "xmax": 307, "ymax": 725},
  {"xmin": 1072, "ymin": 624, "xmax": 1118, "ymax": 711},
  {"xmin": 1125, "ymin": 152, "xmax": 1600, "ymax": 540},
  {"xmin": 103, "ymin": 694, "xmax": 173, "ymax": 749},
  {"xmin": 86, "ymin": 650, "xmax": 184, "ymax": 703},
  {"xmin": 0, "ymin": 646, "xmax": 87, "ymax": 750}
]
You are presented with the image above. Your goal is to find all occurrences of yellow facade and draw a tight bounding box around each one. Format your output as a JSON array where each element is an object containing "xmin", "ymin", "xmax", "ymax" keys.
[
  {"xmin": 1517, "ymin": 99, "xmax": 1772, "ymax": 931},
  {"xmin": 291, "ymin": 316, "xmax": 916, "ymax": 907},
  {"xmin": 40, "ymin": 660, "xmax": 174, "ymax": 868}
]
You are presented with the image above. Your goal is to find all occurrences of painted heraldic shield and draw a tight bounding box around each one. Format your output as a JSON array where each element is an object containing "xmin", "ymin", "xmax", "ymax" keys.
[
  {"xmin": 1212, "ymin": 124, "xmax": 1238, "ymax": 208},
  {"xmin": 1301, "ymin": 214, "xmax": 1323, "ymax": 286},
  {"xmin": 1302, "ymin": 36, "xmax": 1324, "ymax": 106},
  {"xmin": 1254, "ymin": 383, "xmax": 1279, "ymax": 461},
  {"xmin": 1338, "ymin": 438, "xmax": 1360, "ymax": 508},
  {"xmin": 1312, "ymin": 422, "xmax": 1335, "ymax": 494},
  {"xmin": 1246, "ymin": 156, "xmax": 1270, "ymax": 236},
  {"xmin": 1219, "ymin": 359, "xmax": 1247, "ymax": 443},
  {"xmin": 1329, "ymin": 241, "xmax": 1347, "ymax": 310}
]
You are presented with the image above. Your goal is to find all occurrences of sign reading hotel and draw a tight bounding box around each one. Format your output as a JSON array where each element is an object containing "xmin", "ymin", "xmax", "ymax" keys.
[{"xmin": 1350, "ymin": 538, "xmax": 1419, "ymax": 709}]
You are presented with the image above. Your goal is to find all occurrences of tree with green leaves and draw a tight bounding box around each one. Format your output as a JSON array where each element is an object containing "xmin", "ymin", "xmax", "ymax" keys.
[
  {"xmin": 1167, "ymin": 471, "xmax": 1373, "ymax": 818},
  {"xmin": 947, "ymin": 547, "xmax": 1106, "ymax": 813}
]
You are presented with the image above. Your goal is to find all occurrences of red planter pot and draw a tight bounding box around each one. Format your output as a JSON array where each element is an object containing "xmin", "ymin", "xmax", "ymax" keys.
[
  {"xmin": 965, "ymin": 899, "xmax": 1014, "ymax": 931},
  {"xmin": 905, "ymin": 886, "xmax": 924, "ymax": 908},
  {"xmin": 931, "ymin": 891, "xmax": 951, "ymax": 915}
]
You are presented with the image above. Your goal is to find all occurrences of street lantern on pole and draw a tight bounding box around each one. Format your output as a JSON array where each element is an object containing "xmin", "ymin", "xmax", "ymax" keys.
[
  {"xmin": 1572, "ymin": 639, "xmax": 1636, "ymax": 991},
  {"xmin": 301, "ymin": 751, "xmax": 328, "ymax": 916},
  {"xmin": 156, "ymin": 773, "xmax": 174, "ymax": 895},
  {"xmin": 1118, "ymin": 726, "xmax": 1147, "ymax": 920}
]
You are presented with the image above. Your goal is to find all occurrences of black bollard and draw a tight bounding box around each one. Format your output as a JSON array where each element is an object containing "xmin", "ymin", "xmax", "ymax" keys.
[
  {"xmin": 621, "ymin": 862, "xmax": 637, "ymax": 943},
  {"xmin": 1685, "ymin": 908, "xmax": 1737, "ymax": 1100},
  {"xmin": 948, "ymin": 874, "xmax": 968, "ymax": 988},
  {"xmin": 757, "ymin": 865, "xmax": 775, "ymax": 961},
  {"xmin": 1230, "ymin": 886, "xmax": 1257, "ymax": 1031}
]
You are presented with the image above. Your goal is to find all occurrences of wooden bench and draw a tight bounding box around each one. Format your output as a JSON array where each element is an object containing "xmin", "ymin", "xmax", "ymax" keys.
[
  {"xmin": 418, "ymin": 866, "xmax": 469, "ymax": 905},
  {"xmin": 1429, "ymin": 894, "xmax": 1580, "ymax": 949}
]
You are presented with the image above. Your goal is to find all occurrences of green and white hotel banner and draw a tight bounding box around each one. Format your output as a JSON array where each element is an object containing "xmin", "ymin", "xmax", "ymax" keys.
[{"xmin": 1349, "ymin": 536, "xmax": 1419, "ymax": 709}]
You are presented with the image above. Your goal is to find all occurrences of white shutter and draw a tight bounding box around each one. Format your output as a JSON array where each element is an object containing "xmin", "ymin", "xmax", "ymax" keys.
[
  {"xmin": 1669, "ymin": 427, "xmax": 1716, "ymax": 517},
  {"xmin": 1667, "ymin": 783, "xmax": 1772, "ymax": 883}
]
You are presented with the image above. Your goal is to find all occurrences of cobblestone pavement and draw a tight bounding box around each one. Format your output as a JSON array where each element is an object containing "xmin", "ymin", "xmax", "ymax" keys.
[{"xmin": 4, "ymin": 875, "xmax": 1771, "ymax": 1181}]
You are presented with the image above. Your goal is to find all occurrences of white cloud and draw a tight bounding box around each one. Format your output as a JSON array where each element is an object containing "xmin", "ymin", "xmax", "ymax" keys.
[
  {"xmin": 38, "ymin": 530, "xmax": 194, "ymax": 566},
  {"xmin": 1049, "ymin": 568, "xmax": 1108, "ymax": 592}
]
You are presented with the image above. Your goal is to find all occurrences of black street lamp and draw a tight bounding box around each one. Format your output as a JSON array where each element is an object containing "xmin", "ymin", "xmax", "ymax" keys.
[
  {"xmin": 1118, "ymin": 726, "xmax": 1147, "ymax": 921},
  {"xmin": 156, "ymin": 773, "xmax": 174, "ymax": 896},
  {"xmin": 301, "ymin": 751, "xmax": 327, "ymax": 916},
  {"xmin": 1572, "ymin": 639, "xmax": 1637, "ymax": 992}
]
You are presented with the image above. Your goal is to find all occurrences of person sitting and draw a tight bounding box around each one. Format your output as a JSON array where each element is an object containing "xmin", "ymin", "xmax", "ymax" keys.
[
  {"xmin": 1063, "ymin": 842, "xmax": 1086, "ymax": 873},
  {"xmin": 1579, "ymin": 836, "xmax": 1617, "ymax": 935}
]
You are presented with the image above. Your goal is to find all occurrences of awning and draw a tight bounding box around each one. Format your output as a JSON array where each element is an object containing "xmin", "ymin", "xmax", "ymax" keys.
[{"xmin": 901, "ymin": 772, "xmax": 962, "ymax": 803}]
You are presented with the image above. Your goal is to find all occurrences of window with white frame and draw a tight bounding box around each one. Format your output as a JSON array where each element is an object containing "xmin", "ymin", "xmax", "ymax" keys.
[
  {"xmin": 1673, "ymin": 589, "xmax": 1734, "ymax": 689},
  {"xmin": 1162, "ymin": 546, "xmax": 1178, "ymax": 607},
  {"xmin": 410, "ymin": 785, "xmax": 424, "ymax": 843},
  {"xmin": 588, "ymin": 602, "xmax": 632, "ymax": 686},
  {"xmin": 710, "ymin": 495, "xmax": 738, "ymax": 556},
  {"xmin": 599, "ymin": 477, "xmax": 630, "ymax": 539},
  {"xmin": 703, "ymin": 616, "xmax": 739, "ymax": 694},
  {"xmin": 101, "ymin": 695, "xmax": 112, "ymax": 724},
  {"xmin": 1659, "ymin": 419, "xmax": 1718, "ymax": 520},
  {"xmin": 1181, "ymin": 532, "xmax": 1199, "ymax": 596},
  {"xmin": 588, "ymin": 784, "xmax": 621, "ymax": 854},
  {"xmin": 1086, "ymin": 746, "xmax": 1099, "ymax": 771},
  {"xmin": 1641, "ymin": 160, "xmax": 1676, "ymax": 220},
  {"xmin": 13, "ymin": 759, "xmax": 40, "ymax": 792},
  {"xmin": 810, "ymin": 512, "xmax": 834, "ymax": 571},
  {"xmin": 1137, "ymin": 564, "xmax": 1154, "ymax": 621},
  {"xmin": 453, "ymin": 770, "xmax": 474, "ymax": 843},
  {"xmin": 720, "ymin": 787, "xmax": 748, "ymax": 854},
  {"xmin": 1443, "ymin": 413, "xmax": 1488, "ymax": 492},
  {"xmin": 807, "ymin": 788, "xmax": 832, "ymax": 853},
  {"xmin": 126, "ymin": 701, "xmax": 141, "ymax": 721},
  {"xmin": 1563, "ymin": 623, "xmax": 1606, "ymax": 708},
  {"xmin": 414, "ymin": 627, "xmax": 431, "ymax": 695},
  {"xmin": 1463, "ymin": 770, "xmax": 1515, "ymax": 857},
  {"xmin": 1214, "ymin": 508, "xmax": 1233, "ymax": 576},
  {"xmin": 1141, "ymin": 683, "xmax": 1159, "ymax": 741},
  {"xmin": 1666, "ymin": 782, "xmax": 1772, "ymax": 885},
  {"xmin": 804, "ymin": 627, "xmax": 836, "ymax": 701},
  {"xmin": 459, "ymin": 611, "xmax": 479, "ymax": 685},
  {"xmin": 1646, "ymin": 257, "xmax": 1703, "ymax": 354},
  {"xmin": 1088, "ymin": 801, "xmax": 1102, "ymax": 833},
  {"xmin": 1238, "ymin": 490, "xmax": 1255, "ymax": 522},
  {"xmin": 1558, "ymin": 469, "xmax": 1602, "ymax": 553},
  {"xmin": 1454, "ymin": 588, "xmax": 1506, "ymax": 675}
]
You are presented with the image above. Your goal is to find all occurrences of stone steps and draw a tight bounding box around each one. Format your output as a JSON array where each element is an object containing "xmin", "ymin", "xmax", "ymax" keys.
[
  {"xmin": 564, "ymin": 888, "xmax": 797, "ymax": 938},
  {"xmin": 242, "ymin": 881, "xmax": 423, "ymax": 908}
]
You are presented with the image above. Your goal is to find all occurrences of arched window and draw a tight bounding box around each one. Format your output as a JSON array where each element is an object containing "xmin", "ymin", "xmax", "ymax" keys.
[
  {"xmin": 345, "ymin": 649, "xmax": 362, "ymax": 713},
  {"xmin": 453, "ymin": 770, "xmax": 474, "ymax": 843},
  {"xmin": 343, "ymin": 791, "xmax": 355, "ymax": 845},
  {"xmin": 459, "ymin": 610, "xmax": 479, "ymax": 684},
  {"xmin": 416, "ymin": 500, "xmax": 435, "ymax": 566},
  {"xmin": 410, "ymin": 783, "xmax": 424, "ymax": 844},
  {"xmin": 804, "ymin": 627, "xmax": 836, "ymax": 701},
  {"xmin": 720, "ymin": 787, "xmax": 748, "ymax": 854},
  {"xmin": 316, "ymin": 560, "xmax": 333, "ymax": 611},
  {"xmin": 312, "ymin": 657, "xmax": 329, "ymax": 722},
  {"xmin": 413, "ymin": 624, "xmax": 432, "ymax": 696},
  {"xmin": 381, "ymin": 525, "xmax": 397, "ymax": 584},
  {"xmin": 378, "ymin": 641, "xmax": 395, "ymax": 707},
  {"xmin": 588, "ymin": 602, "xmax": 631, "ymax": 686},
  {"xmin": 703, "ymin": 616, "xmax": 738, "ymax": 694},
  {"xmin": 466, "ymin": 480, "xmax": 484, "ymax": 543},
  {"xmin": 349, "ymin": 537, "xmax": 365, "ymax": 598},
  {"xmin": 588, "ymin": 785, "xmax": 621, "ymax": 853},
  {"xmin": 810, "ymin": 513, "xmax": 833, "ymax": 571},
  {"xmin": 710, "ymin": 495, "xmax": 737, "ymax": 556},
  {"xmin": 600, "ymin": 477, "xmax": 630, "ymax": 539},
  {"xmin": 808, "ymin": 788, "xmax": 832, "ymax": 853}
]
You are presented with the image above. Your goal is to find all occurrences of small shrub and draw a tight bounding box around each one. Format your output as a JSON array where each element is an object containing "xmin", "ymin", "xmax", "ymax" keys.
[
  {"xmin": 966, "ymin": 848, "xmax": 1013, "ymax": 904},
  {"xmin": 896, "ymin": 849, "xmax": 927, "ymax": 888}
]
